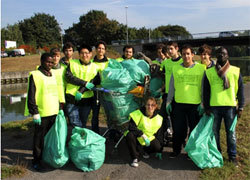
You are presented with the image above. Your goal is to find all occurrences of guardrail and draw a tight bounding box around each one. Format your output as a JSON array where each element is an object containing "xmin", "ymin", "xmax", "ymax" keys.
[{"xmin": 111, "ymin": 29, "xmax": 250, "ymax": 45}]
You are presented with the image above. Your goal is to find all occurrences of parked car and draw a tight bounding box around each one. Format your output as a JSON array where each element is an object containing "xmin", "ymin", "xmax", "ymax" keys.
[
  {"xmin": 14, "ymin": 49, "xmax": 25, "ymax": 56},
  {"xmin": 7, "ymin": 50, "xmax": 19, "ymax": 57},
  {"xmin": 1, "ymin": 51, "xmax": 8, "ymax": 58},
  {"xmin": 219, "ymin": 31, "xmax": 238, "ymax": 37}
]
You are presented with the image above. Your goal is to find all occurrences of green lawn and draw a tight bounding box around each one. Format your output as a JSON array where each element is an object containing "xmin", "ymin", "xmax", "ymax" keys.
[{"xmin": 200, "ymin": 104, "xmax": 250, "ymax": 180}]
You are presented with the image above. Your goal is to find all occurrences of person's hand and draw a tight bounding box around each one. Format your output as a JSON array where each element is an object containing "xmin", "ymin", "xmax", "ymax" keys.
[
  {"xmin": 33, "ymin": 114, "xmax": 41, "ymax": 125},
  {"xmin": 141, "ymin": 134, "xmax": 150, "ymax": 147},
  {"xmin": 237, "ymin": 109, "xmax": 243, "ymax": 118},
  {"xmin": 166, "ymin": 103, "xmax": 172, "ymax": 115},
  {"xmin": 86, "ymin": 82, "xmax": 95, "ymax": 90},
  {"xmin": 205, "ymin": 109, "xmax": 211, "ymax": 116},
  {"xmin": 155, "ymin": 153, "xmax": 162, "ymax": 160},
  {"xmin": 75, "ymin": 91, "xmax": 82, "ymax": 101},
  {"xmin": 197, "ymin": 104, "xmax": 204, "ymax": 116}
]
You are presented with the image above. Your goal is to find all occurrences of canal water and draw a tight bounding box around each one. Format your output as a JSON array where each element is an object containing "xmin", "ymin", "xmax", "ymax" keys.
[{"xmin": 1, "ymin": 83, "xmax": 29, "ymax": 124}]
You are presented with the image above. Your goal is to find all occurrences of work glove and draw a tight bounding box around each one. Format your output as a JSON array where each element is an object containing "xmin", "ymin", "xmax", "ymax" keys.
[
  {"xmin": 197, "ymin": 104, "xmax": 204, "ymax": 116},
  {"xmin": 166, "ymin": 103, "xmax": 172, "ymax": 115},
  {"xmin": 33, "ymin": 114, "xmax": 41, "ymax": 125},
  {"xmin": 155, "ymin": 153, "xmax": 162, "ymax": 160},
  {"xmin": 86, "ymin": 82, "xmax": 95, "ymax": 90},
  {"xmin": 75, "ymin": 91, "xmax": 83, "ymax": 101},
  {"xmin": 141, "ymin": 134, "xmax": 150, "ymax": 147}
]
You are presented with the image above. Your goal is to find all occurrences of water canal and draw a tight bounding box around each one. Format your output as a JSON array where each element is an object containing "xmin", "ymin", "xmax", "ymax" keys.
[{"xmin": 1, "ymin": 83, "xmax": 29, "ymax": 123}]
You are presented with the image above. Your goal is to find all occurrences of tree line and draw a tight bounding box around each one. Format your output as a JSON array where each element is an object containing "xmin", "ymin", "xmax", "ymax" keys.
[{"xmin": 1, "ymin": 10, "xmax": 190, "ymax": 52}]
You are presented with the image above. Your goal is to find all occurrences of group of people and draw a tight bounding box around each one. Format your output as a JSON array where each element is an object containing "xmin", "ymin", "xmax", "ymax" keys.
[{"xmin": 24, "ymin": 40, "xmax": 244, "ymax": 171}]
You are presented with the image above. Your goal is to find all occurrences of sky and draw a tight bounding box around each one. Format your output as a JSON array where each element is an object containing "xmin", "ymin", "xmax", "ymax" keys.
[{"xmin": 1, "ymin": 0, "xmax": 250, "ymax": 34}]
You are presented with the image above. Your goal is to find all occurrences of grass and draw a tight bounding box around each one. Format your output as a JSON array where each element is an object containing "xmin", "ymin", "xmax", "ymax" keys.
[
  {"xmin": 200, "ymin": 104, "xmax": 250, "ymax": 180},
  {"xmin": 1, "ymin": 158, "xmax": 28, "ymax": 179},
  {"xmin": 1, "ymin": 117, "xmax": 33, "ymax": 132},
  {"xmin": 243, "ymin": 76, "xmax": 250, "ymax": 84}
]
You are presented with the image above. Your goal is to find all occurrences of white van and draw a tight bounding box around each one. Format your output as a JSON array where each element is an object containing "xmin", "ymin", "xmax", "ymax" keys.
[{"xmin": 14, "ymin": 49, "xmax": 25, "ymax": 56}]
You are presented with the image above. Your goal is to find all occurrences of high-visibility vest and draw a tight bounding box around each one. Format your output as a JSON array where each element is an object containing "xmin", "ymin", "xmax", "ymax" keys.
[
  {"xmin": 162, "ymin": 58, "xmax": 183, "ymax": 93},
  {"xmin": 129, "ymin": 110, "xmax": 163, "ymax": 146},
  {"xmin": 24, "ymin": 70, "xmax": 59, "ymax": 117},
  {"xmin": 66, "ymin": 59, "xmax": 98, "ymax": 98},
  {"xmin": 52, "ymin": 67, "xmax": 65, "ymax": 103},
  {"xmin": 92, "ymin": 58, "xmax": 110, "ymax": 73},
  {"xmin": 206, "ymin": 66, "xmax": 240, "ymax": 106},
  {"xmin": 116, "ymin": 57, "xmax": 124, "ymax": 62},
  {"xmin": 173, "ymin": 63, "xmax": 206, "ymax": 104}
]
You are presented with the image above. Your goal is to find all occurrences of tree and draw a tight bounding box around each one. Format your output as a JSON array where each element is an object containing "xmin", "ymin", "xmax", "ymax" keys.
[
  {"xmin": 19, "ymin": 13, "xmax": 61, "ymax": 48},
  {"xmin": 157, "ymin": 25, "xmax": 191, "ymax": 37},
  {"xmin": 1, "ymin": 24, "xmax": 24, "ymax": 49}
]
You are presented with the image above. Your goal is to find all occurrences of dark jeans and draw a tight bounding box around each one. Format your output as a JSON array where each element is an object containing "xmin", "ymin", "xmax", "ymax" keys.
[
  {"xmin": 172, "ymin": 103, "xmax": 199, "ymax": 154},
  {"xmin": 126, "ymin": 132, "xmax": 162, "ymax": 160},
  {"xmin": 211, "ymin": 107, "xmax": 237, "ymax": 159},
  {"xmin": 66, "ymin": 103, "xmax": 91, "ymax": 128},
  {"xmin": 159, "ymin": 93, "xmax": 172, "ymax": 132},
  {"xmin": 33, "ymin": 115, "xmax": 57, "ymax": 164}
]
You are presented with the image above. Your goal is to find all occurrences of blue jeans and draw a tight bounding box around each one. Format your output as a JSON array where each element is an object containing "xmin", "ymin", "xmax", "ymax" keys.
[
  {"xmin": 212, "ymin": 107, "xmax": 237, "ymax": 159},
  {"xmin": 66, "ymin": 103, "xmax": 91, "ymax": 128}
]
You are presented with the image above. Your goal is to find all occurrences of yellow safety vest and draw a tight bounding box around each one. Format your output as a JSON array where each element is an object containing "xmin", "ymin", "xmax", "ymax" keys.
[
  {"xmin": 116, "ymin": 57, "xmax": 124, "ymax": 62},
  {"xmin": 24, "ymin": 70, "xmax": 59, "ymax": 117},
  {"xmin": 66, "ymin": 59, "xmax": 98, "ymax": 98},
  {"xmin": 52, "ymin": 67, "xmax": 65, "ymax": 103},
  {"xmin": 92, "ymin": 58, "xmax": 110, "ymax": 73},
  {"xmin": 162, "ymin": 58, "xmax": 183, "ymax": 93},
  {"xmin": 173, "ymin": 63, "xmax": 206, "ymax": 104},
  {"xmin": 206, "ymin": 66, "xmax": 240, "ymax": 106},
  {"xmin": 129, "ymin": 110, "xmax": 163, "ymax": 146}
]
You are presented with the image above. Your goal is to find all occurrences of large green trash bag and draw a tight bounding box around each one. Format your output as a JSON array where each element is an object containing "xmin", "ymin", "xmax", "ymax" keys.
[
  {"xmin": 101, "ymin": 59, "xmax": 136, "ymax": 94},
  {"xmin": 121, "ymin": 59, "xmax": 150, "ymax": 84},
  {"xmin": 149, "ymin": 77, "xmax": 163, "ymax": 98},
  {"xmin": 230, "ymin": 115, "xmax": 237, "ymax": 132},
  {"xmin": 68, "ymin": 127, "xmax": 106, "ymax": 172},
  {"xmin": 184, "ymin": 114, "xmax": 223, "ymax": 169},
  {"xmin": 42, "ymin": 110, "xmax": 69, "ymax": 168},
  {"xmin": 102, "ymin": 93, "xmax": 140, "ymax": 126}
]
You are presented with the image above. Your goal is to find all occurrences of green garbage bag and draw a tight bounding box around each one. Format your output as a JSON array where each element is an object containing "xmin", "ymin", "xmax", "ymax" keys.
[
  {"xmin": 42, "ymin": 110, "xmax": 69, "ymax": 168},
  {"xmin": 101, "ymin": 59, "xmax": 136, "ymax": 94},
  {"xmin": 121, "ymin": 59, "xmax": 150, "ymax": 84},
  {"xmin": 68, "ymin": 127, "xmax": 106, "ymax": 172},
  {"xmin": 184, "ymin": 114, "xmax": 223, "ymax": 169},
  {"xmin": 230, "ymin": 115, "xmax": 237, "ymax": 132},
  {"xmin": 149, "ymin": 77, "xmax": 163, "ymax": 98}
]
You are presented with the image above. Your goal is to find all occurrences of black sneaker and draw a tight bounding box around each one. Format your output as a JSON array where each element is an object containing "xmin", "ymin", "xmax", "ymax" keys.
[
  {"xmin": 33, "ymin": 163, "xmax": 46, "ymax": 172},
  {"xmin": 229, "ymin": 158, "xmax": 238, "ymax": 167},
  {"xmin": 169, "ymin": 152, "xmax": 180, "ymax": 158}
]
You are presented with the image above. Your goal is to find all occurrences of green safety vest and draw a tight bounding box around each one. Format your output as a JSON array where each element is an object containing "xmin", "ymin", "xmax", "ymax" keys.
[
  {"xmin": 66, "ymin": 59, "xmax": 98, "ymax": 98},
  {"xmin": 116, "ymin": 57, "xmax": 124, "ymax": 62},
  {"xmin": 206, "ymin": 66, "xmax": 240, "ymax": 106},
  {"xmin": 52, "ymin": 67, "xmax": 65, "ymax": 103},
  {"xmin": 173, "ymin": 63, "xmax": 206, "ymax": 104},
  {"xmin": 161, "ymin": 58, "xmax": 183, "ymax": 93},
  {"xmin": 129, "ymin": 110, "xmax": 163, "ymax": 146},
  {"xmin": 24, "ymin": 70, "xmax": 59, "ymax": 117},
  {"xmin": 92, "ymin": 58, "xmax": 110, "ymax": 73}
]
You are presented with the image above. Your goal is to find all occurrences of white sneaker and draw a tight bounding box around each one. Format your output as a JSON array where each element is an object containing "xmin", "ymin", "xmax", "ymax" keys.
[
  {"xmin": 131, "ymin": 159, "xmax": 139, "ymax": 167},
  {"xmin": 143, "ymin": 152, "xmax": 150, "ymax": 159}
]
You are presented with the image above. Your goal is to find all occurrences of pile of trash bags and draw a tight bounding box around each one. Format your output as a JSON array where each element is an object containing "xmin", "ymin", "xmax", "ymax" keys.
[
  {"xmin": 101, "ymin": 59, "xmax": 151, "ymax": 127},
  {"xmin": 43, "ymin": 111, "xmax": 106, "ymax": 172}
]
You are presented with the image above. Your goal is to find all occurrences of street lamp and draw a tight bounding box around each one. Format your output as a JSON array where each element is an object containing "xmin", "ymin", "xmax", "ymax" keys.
[
  {"xmin": 125, "ymin": 6, "xmax": 128, "ymax": 44},
  {"xmin": 60, "ymin": 23, "xmax": 63, "ymax": 48}
]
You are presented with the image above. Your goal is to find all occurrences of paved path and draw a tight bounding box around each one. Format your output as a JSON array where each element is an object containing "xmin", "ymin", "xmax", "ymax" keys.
[{"xmin": 2, "ymin": 83, "xmax": 250, "ymax": 180}]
